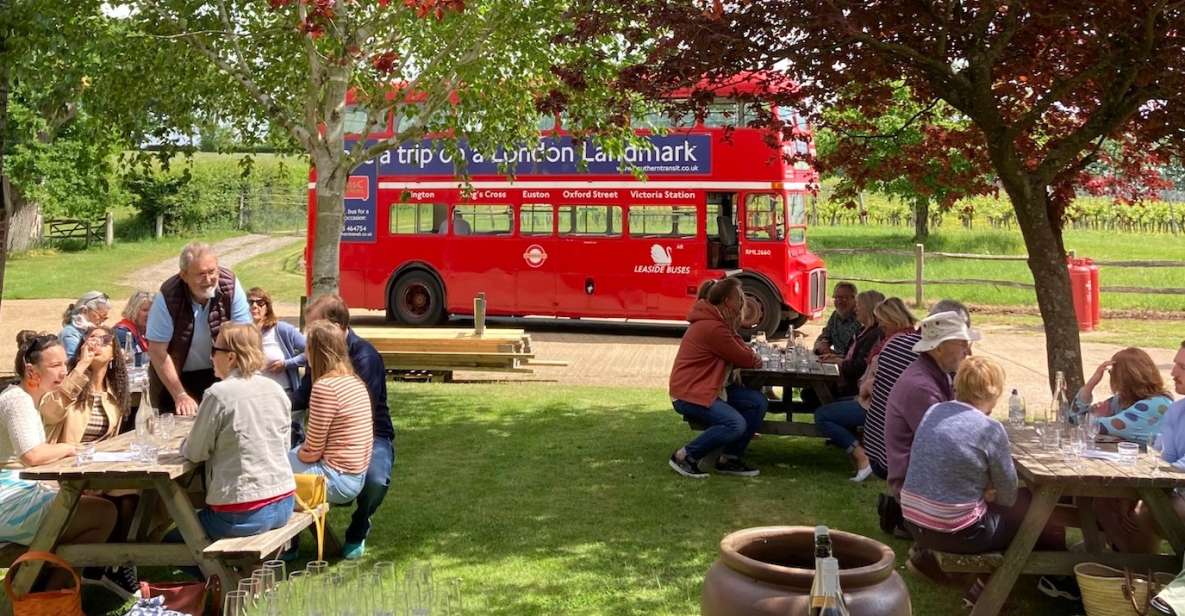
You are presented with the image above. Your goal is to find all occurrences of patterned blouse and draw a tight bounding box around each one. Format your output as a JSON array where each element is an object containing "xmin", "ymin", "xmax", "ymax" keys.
[{"xmin": 1072, "ymin": 393, "xmax": 1175, "ymax": 443}]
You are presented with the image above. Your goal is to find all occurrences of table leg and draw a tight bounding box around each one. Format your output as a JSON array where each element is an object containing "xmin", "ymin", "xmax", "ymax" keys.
[
  {"xmin": 153, "ymin": 478, "xmax": 236, "ymax": 588},
  {"xmin": 812, "ymin": 382, "xmax": 834, "ymax": 405},
  {"xmin": 971, "ymin": 485, "xmax": 1063, "ymax": 616},
  {"xmin": 127, "ymin": 489, "xmax": 160, "ymax": 542},
  {"xmin": 10, "ymin": 481, "xmax": 84, "ymax": 596},
  {"xmin": 1140, "ymin": 488, "xmax": 1185, "ymax": 555},
  {"xmin": 1075, "ymin": 497, "xmax": 1106, "ymax": 552}
]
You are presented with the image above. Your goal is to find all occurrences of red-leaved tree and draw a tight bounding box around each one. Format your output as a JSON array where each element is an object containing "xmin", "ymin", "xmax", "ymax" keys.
[{"xmin": 586, "ymin": 0, "xmax": 1185, "ymax": 390}]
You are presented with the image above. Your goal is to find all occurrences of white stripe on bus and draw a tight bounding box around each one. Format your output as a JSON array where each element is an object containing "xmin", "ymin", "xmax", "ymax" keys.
[{"xmin": 370, "ymin": 180, "xmax": 810, "ymax": 191}]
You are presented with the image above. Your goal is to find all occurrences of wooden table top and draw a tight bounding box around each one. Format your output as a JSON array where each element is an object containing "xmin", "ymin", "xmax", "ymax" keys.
[
  {"xmin": 20, "ymin": 416, "xmax": 198, "ymax": 481},
  {"xmin": 1008, "ymin": 426, "xmax": 1185, "ymax": 489},
  {"xmin": 739, "ymin": 363, "xmax": 841, "ymax": 380}
]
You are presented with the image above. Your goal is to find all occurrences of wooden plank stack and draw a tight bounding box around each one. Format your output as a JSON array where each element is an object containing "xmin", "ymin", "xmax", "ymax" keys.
[{"xmin": 351, "ymin": 325, "xmax": 563, "ymax": 375}]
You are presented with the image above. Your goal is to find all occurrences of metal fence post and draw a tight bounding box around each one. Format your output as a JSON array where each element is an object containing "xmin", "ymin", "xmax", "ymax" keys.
[{"xmin": 914, "ymin": 243, "xmax": 925, "ymax": 308}]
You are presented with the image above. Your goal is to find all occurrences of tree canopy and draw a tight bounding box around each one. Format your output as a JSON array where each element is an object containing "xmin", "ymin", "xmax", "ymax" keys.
[{"xmin": 587, "ymin": 0, "xmax": 1185, "ymax": 388}]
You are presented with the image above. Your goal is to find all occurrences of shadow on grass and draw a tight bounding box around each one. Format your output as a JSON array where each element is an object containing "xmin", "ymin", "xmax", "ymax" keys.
[{"xmin": 318, "ymin": 383, "xmax": 1079, "ymax": 616}]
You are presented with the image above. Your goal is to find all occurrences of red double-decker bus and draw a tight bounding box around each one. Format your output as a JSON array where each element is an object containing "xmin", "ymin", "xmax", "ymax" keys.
[{"xmin": 307, "ymin": 80, "xmax": 828, "ymax": 335}]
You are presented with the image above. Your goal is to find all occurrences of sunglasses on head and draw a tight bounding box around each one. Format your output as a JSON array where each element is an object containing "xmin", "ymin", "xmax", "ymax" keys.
[{"xmin": 20, "ymin": 333, "xmax": 59, "ymax": 362}]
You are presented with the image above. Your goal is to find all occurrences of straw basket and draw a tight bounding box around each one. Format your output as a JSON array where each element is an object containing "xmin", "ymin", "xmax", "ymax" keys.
[{"xmin": 1075, "ymin": 562, "xmax": 1175, "ymax": 616}]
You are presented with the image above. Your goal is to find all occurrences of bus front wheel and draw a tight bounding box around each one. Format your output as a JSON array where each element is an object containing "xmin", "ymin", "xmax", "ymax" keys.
[
  {"xmin": 390, "ymin": 271, "xmax": 445, "ymax": 326},
  {"xmin": 741, "ymin": 280, "xmax": 782, "ymax": 338}
]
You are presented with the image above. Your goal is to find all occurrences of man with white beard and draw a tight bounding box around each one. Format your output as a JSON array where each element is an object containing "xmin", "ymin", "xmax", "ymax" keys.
[{"xmin": 147, "ymin": 242, "xmax": 252, "ymax": 415}]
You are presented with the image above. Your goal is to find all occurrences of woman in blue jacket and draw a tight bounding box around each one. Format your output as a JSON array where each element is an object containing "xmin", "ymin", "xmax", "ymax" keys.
[{"xmin": 248, "ymin": 287, "xmax": 306, "ymax": 402}]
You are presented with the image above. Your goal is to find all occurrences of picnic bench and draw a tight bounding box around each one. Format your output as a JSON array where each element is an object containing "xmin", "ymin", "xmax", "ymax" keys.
[
  {"xmin": 11, "ymin": 417, "xmax": 330, "ymax": 597},
  {"xmin": 935, "ymin": 427, "xmax": 1185, "ymax": 616},
  {"xmin": 682, "ymin": 363, "xmax": 841, "ymax": 439}
]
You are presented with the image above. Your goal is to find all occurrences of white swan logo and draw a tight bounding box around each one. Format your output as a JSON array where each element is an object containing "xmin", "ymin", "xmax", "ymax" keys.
[{"xmin": 635, "ymin": 244, "xmax": 690, "ymax": 275}]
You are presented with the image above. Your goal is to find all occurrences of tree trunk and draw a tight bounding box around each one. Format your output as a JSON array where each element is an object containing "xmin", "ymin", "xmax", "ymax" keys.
[
  {"xmin": 913, "ymin": 198, "xmax": 930, "ymax": 242},
  {"xmin": 309, "ymin": 156, "xmax": 349, "ymax": 299},
  {"xmin": 0, "ymin": 52, "xmax": 8, "ymax": 319},
  {"xmin": 1003, "ymin": 179, "xmax": 1085, "ymax": 394},
  {"xmin": 4, "ymin": 183, "xmax": 40, "ymax": 252}
]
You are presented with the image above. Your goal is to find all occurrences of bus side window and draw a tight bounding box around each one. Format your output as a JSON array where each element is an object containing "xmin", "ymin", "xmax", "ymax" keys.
[
  {"xmin": 390, "ymin": 203, "xmax": 441, "ymax": 235},
  {"xmin": 628, "ymin": 205, "xmax": 697, "ymax": 238},
  {"xmin": 520, "ymin": 204, "xmax": 553, "ymax": 235},
  {"xmin": 744, "ymin": 194, "xmax": 786, "ymax": 241},
  {"xmin": 455, "ymin": 204, "xmax": 512, "ymax": 236},
  {"xmin": 558, "ymin": 205, "xmax": 621, "ymax": 236}
]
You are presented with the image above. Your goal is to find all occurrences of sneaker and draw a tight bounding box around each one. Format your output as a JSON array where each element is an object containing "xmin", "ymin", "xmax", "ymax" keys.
[
  {"xmin": 715, "ymin": 458, "xmax": 760, "ymax": 477},
  {"xmin": 850, "ymin": 466, "xmax": 874, "ymax": 482},
  {"xmin": 343, "ymin": 540, "xmax": 366, "ymax": 560},
  {"xmin": 669, "ymin": 452, "xmax": 708, "ymax": 479},
  {"xmin": 1037, "ymin": 575, "xmax": 1081, "ymax": 601},
  {"xmin": 99, "ymin": 565, "xmax": 141, "ymax": 601}
]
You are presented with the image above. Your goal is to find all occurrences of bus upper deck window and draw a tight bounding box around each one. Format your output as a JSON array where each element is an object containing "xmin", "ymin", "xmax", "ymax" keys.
[
  {"xmin": 520, "ymin": 204, "xmax": 554, "ymax": 236},
  {"xmin": 454, "ymin": 204, "xmax": 513, "ymax": 236},
  {"xmin": 389, "ymin": 203, "xmax": 441, "ymax": 235},
  {"xmin": 537, "ymin": 114, "xmax": 556, "ymax": 131},
  {"xmin": 704, "ymin": 101, "xmax": 738, "ymax": 128},
  {"xmin": 344, "ymin": 106, "xmax": 382, "ymax": 135},
  {"xmin": 628, "ymin": 205, "xmax": 697, "ymax": 238},
  {"xmin": 744, "ymin": 194, "xmax": 785, "ymax": 242},
  {"xmin": 558, "ymin": 205, "xmax": 622, "ymax": 236}
]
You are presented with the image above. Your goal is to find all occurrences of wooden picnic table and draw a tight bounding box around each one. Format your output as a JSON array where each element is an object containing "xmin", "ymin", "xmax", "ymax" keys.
[
  {"xmin": 737, "ymin": 362, "xmax": 841, "ymax": 437},
  {"xmin": 954, "ymin": 427, "xmax": 1185, "ymax": 616},
  {"xmin": 11, "ymin": 416, "xmax": 238, "ymax": 594}
]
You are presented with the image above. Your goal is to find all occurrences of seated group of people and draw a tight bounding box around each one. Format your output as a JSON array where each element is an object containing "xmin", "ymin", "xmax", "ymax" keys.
[
  {"xmin": 0, "ymin": 242, "xmax": 394, "ymax": 597},
  {"xmin": 665, "ymin": 276, "xmax": 1185, "ymax": 603}
]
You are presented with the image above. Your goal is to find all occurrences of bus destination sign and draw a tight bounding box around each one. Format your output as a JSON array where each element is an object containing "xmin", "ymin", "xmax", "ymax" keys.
[{"xmin": 357, "ymin": 135, "xmax": 712, "ymax": 177}]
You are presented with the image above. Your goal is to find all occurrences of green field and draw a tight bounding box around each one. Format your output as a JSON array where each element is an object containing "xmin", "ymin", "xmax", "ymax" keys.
[
  {"xmin": 235, "ymin": 242, "xmax": 308, "ymax": 305},
  {"xmin": 807, "ymin": 225, "xmax": 1185, "ymax": 312},
  {"xmin": 1, "ymin": 231, "xmax": 242, "ymax": 300}
]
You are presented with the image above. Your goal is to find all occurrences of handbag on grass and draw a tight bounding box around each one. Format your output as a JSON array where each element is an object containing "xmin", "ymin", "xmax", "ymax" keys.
[
  {"xmin": 1075, "ymin": 562, "xmax": 1174, "ymax": 616},
  {"xmin": 3, "ymin": 551, "xmax": 84, "ymax": 616},
  {"xmin": 138, "ymin": 576, "xmax": 218, "ymax": 616},
  {"xmin": 294, "ymin": 473, "xmax": 328, "ymax": 560}
]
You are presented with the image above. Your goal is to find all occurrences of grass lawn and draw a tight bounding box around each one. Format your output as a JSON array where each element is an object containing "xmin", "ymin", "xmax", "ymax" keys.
[
  {"xmin": 303, "ymin": 382, "xmax": 1079, "ymax": 615},
  {"xmin": 2, "ymin": 231, "xmax": 241, "ymax": 300},
  {"xmin": 235, "ymin": 241, "xmax": 307, "ymax": 305},
  {"xmin": 808, "ymin": 225, "xmax": 1185, "ymax": 312}
]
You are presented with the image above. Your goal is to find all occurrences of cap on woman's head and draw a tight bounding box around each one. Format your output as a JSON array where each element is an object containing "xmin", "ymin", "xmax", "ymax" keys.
[{"xmin": 912, "ymin": 311, "xmax": 981, "ymax": 353}]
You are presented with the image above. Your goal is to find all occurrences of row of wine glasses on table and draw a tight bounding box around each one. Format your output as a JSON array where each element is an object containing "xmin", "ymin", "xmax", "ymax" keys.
[
  {"xmin": 750, "ymin": 331, "xmax": 820, "ymax": 373},
  {"xmin": 1033, "ymin": 418, "xmax": 1155, "ymax": 466},
  {"xmin": 227, "ymin": 559, "xmax": 464, "ymax": 616}
]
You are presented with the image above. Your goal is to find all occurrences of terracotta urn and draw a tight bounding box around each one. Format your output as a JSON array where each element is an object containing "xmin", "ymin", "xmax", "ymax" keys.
[{"xmin": 701, "ymin": 526, "xmax": 911, "ymax": 616}]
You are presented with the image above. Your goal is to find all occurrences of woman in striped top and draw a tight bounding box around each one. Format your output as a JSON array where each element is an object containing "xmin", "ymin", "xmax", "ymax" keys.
[{"xmin": 289, "ymin": 320, "xmax": 374, "ymax": 504}]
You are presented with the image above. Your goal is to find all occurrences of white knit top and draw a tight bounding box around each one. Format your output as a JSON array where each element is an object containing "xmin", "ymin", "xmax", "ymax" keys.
[{"xmin": 0, "ymin": 385, "xmax": 47, "ymax": 467}]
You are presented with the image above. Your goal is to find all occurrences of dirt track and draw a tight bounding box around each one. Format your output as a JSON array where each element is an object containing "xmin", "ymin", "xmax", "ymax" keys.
[{"xmin": 3, "ymin": 299, "xmax": 1176, "ymax": 413}]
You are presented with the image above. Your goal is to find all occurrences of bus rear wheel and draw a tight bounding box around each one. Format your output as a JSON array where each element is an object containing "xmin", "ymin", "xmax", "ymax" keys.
[
  {"xmin": 741, "ymin": 280, "xmax": 782, "ymax": 338},
  {"xmin": 390, "ymin": 271, "xmax": 445, "ymax": 326}
]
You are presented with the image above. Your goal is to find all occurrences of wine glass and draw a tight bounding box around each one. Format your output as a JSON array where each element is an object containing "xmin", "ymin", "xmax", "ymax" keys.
[
  {"xmin": 1085, "ymin": 418, "xmax": 1102, "ymax": 449},
  {"xmin": 1150, "ymin": 433, "xmax": 1166, "ymax": 460},
  {"xmin": 224, "ymin": 590, "xmax": 250, "ymax": 616}
]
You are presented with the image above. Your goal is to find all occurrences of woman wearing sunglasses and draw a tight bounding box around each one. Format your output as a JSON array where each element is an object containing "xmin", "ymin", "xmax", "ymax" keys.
[
  {"xmin": 247, "ymin": 287, "xmax": 306, "ymax": 402},
  {"xmin": 40, "ymin": 326, "xmax": 129, "ymax": 445}
]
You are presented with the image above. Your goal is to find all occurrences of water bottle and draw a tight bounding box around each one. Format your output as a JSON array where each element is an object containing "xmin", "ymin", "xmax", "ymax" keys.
[{"xmin": 1008, "ymin": 389, "xmax": 1026, "ymax": 429}]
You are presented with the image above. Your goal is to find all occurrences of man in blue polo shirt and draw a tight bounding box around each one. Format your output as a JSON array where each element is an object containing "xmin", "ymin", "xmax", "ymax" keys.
[{"xmin": 146, "ymin": 242, "xmax": 252, "ymax": 415}]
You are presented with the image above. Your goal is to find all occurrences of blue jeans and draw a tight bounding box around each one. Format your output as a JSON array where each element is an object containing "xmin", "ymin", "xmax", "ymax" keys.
[
  {"xmin": 673, "ymin": 385, "xmax": 768, "ymax": 460},
  {"xmin": 288, "ymin": 448, "xmax": 366, "ymax": 505},
  {"xmin": 166, "ymin": 494, "xmax": 295, "ymax": 577},
  {"xmin": 345, "ymin": 437, "xmax": 394, "ymax": 545},
  {"xmin": 814, "ymin": 397, "xmax": 865, "ymax": 452}
]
